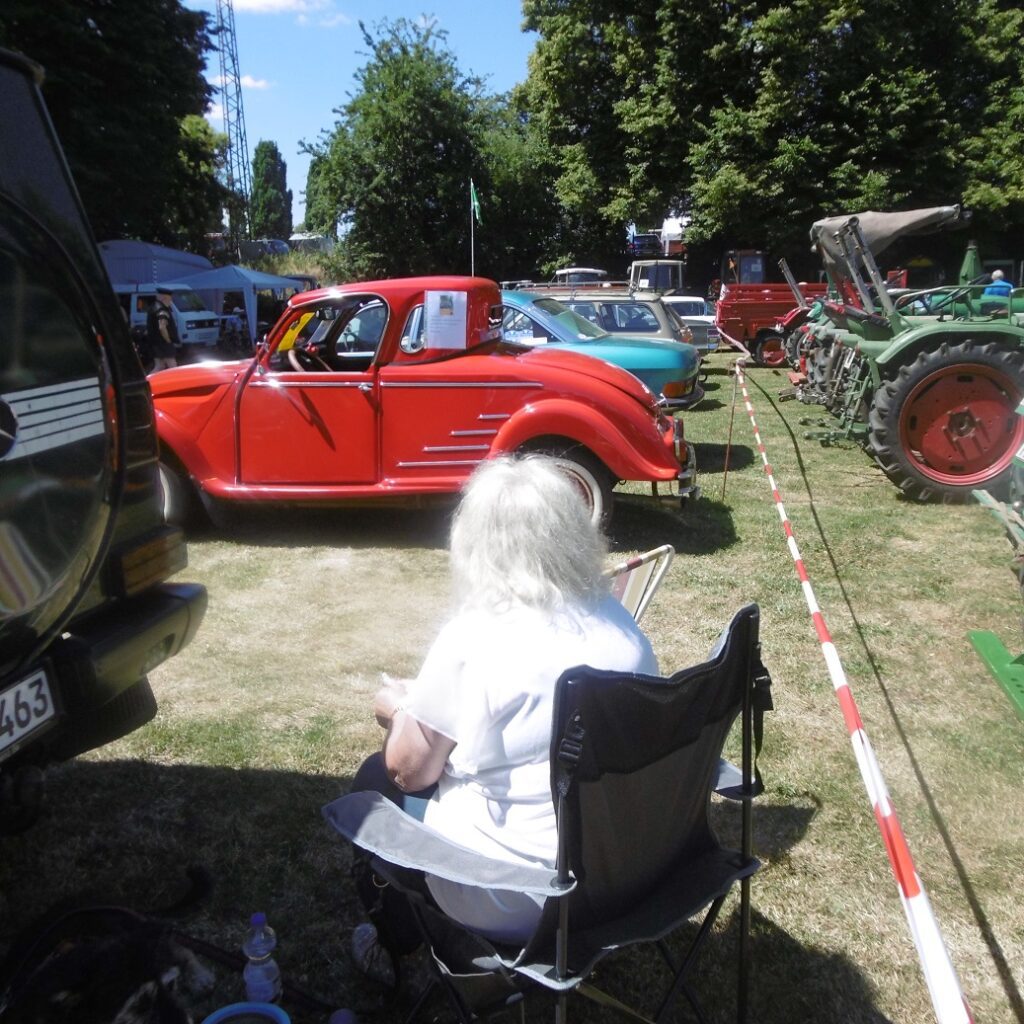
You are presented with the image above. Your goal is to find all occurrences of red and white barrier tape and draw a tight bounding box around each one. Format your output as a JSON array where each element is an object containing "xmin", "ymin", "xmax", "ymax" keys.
[{"xmin": 733, "ymin": 361, "xmax": 973, "ymax": 1024}]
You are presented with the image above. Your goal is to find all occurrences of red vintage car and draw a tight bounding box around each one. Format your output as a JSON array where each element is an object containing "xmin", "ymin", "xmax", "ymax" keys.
[{"xmin": 151, "ymin": 276, "xmax": 698, "ymax": 525}]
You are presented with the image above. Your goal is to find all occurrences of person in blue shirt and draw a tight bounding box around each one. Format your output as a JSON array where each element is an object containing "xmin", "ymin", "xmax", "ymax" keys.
[{"xmin": 983, "ymin": 269, "xmax": 1013, "ymax": 298}]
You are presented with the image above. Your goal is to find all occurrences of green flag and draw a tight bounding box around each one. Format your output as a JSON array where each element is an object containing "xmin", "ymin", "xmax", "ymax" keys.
[{"xmin": 470, "ymin": 179, "xmax": 482, "ymax": 225}]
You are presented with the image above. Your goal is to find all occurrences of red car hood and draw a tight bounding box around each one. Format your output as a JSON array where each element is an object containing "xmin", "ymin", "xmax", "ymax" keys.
[
  {"xmin": 147, "ymin": 359, "xmax": 250, "ymax": 399},
  {"xmin": 518, "ymin": 346, "xmax": 660, "ymax": 410}
]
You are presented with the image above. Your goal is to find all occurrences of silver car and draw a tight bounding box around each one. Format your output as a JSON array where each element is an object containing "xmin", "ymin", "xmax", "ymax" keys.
[
  {"xmin": 561, "ymin": 293, "xmax": 696, "ymax": 348},
  {"xmin": 662, "ymin": 295, "xmax": 721, "ymax": 354}
]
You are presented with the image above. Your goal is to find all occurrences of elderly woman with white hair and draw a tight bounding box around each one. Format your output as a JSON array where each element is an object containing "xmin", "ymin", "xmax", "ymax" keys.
[{"xmin": 348, "ymin": 454, "xmax": 658, "ymax": 982}]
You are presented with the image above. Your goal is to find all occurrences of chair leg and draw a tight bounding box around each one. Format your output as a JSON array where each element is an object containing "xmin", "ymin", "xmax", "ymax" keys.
[
  {"xmin": 654, "ymin": 894, "xmax": 726, "ymax": 1024},
  {"xmin": 403, "ymin": 978, "xmax": 439, "ymax": 1024},
  {"xmin": 738, "ymin": 874, "xmax": 751, "ymax": 1024}
]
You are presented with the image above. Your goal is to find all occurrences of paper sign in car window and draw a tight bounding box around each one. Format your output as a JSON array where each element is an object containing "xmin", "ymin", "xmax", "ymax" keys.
[{"xmin": 424, "ymin": 290, "xmax": 468, "ymax": 349}]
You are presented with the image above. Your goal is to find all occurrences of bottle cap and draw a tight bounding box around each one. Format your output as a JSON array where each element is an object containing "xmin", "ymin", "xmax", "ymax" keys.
[{"xmin": 250, "ymin": 911, "xmax": 267, "ymax": 927}]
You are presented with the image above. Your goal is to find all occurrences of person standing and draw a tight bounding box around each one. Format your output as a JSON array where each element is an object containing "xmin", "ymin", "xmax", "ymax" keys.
[{"xmin": 146, "ymin": 289, "xmax": 179, "ymax": 371}]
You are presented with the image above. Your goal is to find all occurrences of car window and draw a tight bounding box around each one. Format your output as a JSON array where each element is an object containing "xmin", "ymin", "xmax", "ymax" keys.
[
  {"xmin": 563, "ymin": 301, "xmax": 602, "ymax": 327},
  {"xmin": 672, "ymin": 301, "xmax": 707, "ymax": 317},
  {"xmin": 342, "ymin": 300, "xmax": 387, "ymax": 352},
  {"xmin": 272, "ymin": 296, "xmax": 386, "ymax": 370},
  {"xmin": 533, "ymin": 298, "xmax": 606, "ymax": 339},
  {"xmin": 603, "ymin": 302, "xmax": 660, "ymax": 332},
  {"xmin": 503, "ymin": 307, "xmax": 548, "ymax": 343}
]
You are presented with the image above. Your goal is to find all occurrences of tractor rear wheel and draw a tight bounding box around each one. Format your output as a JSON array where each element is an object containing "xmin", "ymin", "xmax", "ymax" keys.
[
  {"xmin": 867, "ymin": 340, "xmax": 1024, "ymax": 502},
  {"xmin": 754, "ymin": 332, "xmax": 787, "ymax": 368}
]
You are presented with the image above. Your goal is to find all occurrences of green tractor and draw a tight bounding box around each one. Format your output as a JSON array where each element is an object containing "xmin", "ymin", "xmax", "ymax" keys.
[{"xmin": 787, "ymin": 207, "xmax": 1024, "ymax": 502}]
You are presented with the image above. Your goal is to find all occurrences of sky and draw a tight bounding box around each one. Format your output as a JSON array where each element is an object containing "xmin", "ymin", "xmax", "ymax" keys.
[{"xmin": 185, "ymin": 1, "xmax": 538, "ymax": 230}]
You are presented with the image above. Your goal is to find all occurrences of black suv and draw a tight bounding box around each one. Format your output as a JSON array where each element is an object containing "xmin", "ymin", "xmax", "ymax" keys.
[{"xmin": 0, "ymin": 50, "xmax": 206, "ymax": 832}]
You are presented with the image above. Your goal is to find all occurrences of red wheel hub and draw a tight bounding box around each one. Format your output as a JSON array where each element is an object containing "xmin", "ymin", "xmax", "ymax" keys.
[
  {"xmin": 759, "ymin": 337, "xmax": 786, "ymax": 367},
  {"xmin": 899, "ymin": 362, "xmax": 1024, "ymax": 485}
]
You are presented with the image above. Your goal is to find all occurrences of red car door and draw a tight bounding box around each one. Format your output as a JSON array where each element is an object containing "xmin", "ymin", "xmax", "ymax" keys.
[{"xmin": 238, "ymin": 367, "xmax": 378, "ymax": 485}]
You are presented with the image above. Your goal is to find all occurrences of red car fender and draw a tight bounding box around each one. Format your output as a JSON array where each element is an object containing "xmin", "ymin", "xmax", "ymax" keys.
[
  {"xmin": 155, "ymin": 407, "xmax": 220, "ymax": 487},
  {"xmin": 489, "ymin": 397, "xmax": 679, "ymax": 481}
]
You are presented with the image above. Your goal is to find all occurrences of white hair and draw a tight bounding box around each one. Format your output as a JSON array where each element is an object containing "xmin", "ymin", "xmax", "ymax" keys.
[
  {"xmin": 449, "ymin": 455, "xmax": 609, "ymax": 613},
  {"xmin": 991, "ymin": 269, "xmax": 1005, "ymax": 280}
]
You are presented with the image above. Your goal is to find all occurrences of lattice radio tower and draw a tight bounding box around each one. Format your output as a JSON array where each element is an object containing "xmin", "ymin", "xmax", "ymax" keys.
[{"xmin": 215, "ymin": 0, "xmax": 252, "ymax": 244}]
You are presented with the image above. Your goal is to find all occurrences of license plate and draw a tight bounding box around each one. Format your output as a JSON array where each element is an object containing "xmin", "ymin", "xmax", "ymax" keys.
[{"xmin": 0, "ymin": 667, "xmax": 57, "ymax": 759}]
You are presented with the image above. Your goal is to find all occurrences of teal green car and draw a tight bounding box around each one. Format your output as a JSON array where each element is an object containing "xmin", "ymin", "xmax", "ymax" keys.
[{"xmin": 501, "ymin": 290, "xmax": 703, "ymax": 410}]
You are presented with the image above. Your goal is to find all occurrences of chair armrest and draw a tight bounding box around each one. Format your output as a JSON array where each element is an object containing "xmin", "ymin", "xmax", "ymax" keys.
[
  {"xmin": 323, "ymin": 791, "xmax": 575, "ymax": 897},
  {"xmin": 714, "ymin": 758, "xmax": 764, "ymax": 800}
]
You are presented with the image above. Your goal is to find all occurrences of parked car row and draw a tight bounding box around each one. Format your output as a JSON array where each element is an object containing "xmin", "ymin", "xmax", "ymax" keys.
[{"xmin": 501, "ymin": 290, "xmax": 704, "ymax": 410}]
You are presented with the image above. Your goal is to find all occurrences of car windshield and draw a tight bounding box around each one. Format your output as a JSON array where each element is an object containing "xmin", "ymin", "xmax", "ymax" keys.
[
  {"xmin": 170, "ymin": 288, "xmax": 207, "ymax": 312},
  {"xmin": 533, "ymin": 298, "xmax": 608, "ymax": 339}
]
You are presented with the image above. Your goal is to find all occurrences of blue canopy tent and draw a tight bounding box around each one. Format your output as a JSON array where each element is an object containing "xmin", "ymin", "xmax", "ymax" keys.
[{"xmin": 173, "ymin": 264, "xmax": 310, "ymax": 345}]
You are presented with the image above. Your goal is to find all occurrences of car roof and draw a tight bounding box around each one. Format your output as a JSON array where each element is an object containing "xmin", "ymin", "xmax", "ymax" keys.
[{"xmin": 294, "ymin": 275, "xmax": 498, "ymax": 306}]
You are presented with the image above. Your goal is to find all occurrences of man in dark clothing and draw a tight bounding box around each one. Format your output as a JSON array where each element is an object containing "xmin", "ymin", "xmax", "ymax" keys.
[{"xmin": 146, "ymin": 289, "xmax": 179, "ymax": 371}]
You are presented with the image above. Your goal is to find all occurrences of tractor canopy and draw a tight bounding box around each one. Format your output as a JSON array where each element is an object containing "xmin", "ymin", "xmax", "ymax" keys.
[{"xmin": 810, "ymin": 206, "xmax": 966, "ymax": 293}]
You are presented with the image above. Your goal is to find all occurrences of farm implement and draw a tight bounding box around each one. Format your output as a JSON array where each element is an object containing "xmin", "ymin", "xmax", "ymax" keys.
[{"xmin": 781, "ymin": 206, "xmax": 1024, "ymax": 503}]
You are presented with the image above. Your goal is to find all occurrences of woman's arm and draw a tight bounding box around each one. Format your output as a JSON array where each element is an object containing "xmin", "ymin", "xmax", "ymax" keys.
[{"xmin": 383, "ymin": 711, "xmax": 455, "ymax": 792}]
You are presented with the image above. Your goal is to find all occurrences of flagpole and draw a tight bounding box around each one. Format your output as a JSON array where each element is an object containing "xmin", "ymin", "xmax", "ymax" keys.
[{"xmin": 470, "ymin": 180, "xmax": 475, "ymax": 276}]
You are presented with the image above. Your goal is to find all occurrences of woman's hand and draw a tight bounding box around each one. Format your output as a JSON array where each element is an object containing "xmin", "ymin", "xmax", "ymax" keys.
[{"xmin": 373, "ymin": 673, "xmax": 410, "ymax": 729}]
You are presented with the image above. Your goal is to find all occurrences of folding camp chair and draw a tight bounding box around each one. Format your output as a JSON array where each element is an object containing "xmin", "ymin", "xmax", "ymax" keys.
[
  {"xmin": 605, "ymin": 544, "xmax": 674, "ymax": 623},
  {"xmin": 324, "ymin": 603, "xmax": 773, "ymax": 1024}
]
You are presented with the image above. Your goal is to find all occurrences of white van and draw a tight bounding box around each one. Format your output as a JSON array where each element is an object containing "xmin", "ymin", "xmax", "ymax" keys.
[{"xmin": 113, "ymin": 283, "xmax": 221, "ymax": 348}]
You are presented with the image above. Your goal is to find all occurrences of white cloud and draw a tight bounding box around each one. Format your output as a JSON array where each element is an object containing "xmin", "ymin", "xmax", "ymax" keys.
[
  {"xmin": 240, "ymin": 74, "xmax": 271, "ymax": 89},
  {"xmin": 234, "ymin": 0, "xmax": 329, "ymax": 13},
  {"xmin": 319, "ymin": 12, "xmax": 352, "ymax": 27},
  {"xmin": 205, "ymin": 101, "xmax": 225, "ymax": 123},
  {"xmin": 232, "ymin": 0, "xmax": 350, "ymax": 28}
]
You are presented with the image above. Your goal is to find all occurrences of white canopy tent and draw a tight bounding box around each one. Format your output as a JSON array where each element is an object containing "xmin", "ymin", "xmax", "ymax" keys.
[{"xmin": 172, "ymin": 264, "xmax": 310, "ymax": 345}]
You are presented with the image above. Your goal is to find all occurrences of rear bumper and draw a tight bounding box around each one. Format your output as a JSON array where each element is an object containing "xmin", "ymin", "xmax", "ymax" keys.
[
  {"xmin": 53, "ymin": 581, "xmax": 208, "ymax": 703},
  {"xmin": 0, "ymin": 581, "xmax": 207, "ymax": 769}
]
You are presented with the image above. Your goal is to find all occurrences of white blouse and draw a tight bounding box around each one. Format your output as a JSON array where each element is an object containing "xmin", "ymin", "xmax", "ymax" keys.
[{"xmin": 404, "ymin": 594, "xmax": 658, "ymax": 943}]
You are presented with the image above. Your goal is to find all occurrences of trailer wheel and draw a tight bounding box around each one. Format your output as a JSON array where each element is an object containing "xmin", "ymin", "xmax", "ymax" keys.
[
  {"xmin": 754, "ymin": 332, "xmax": 786, "ymax": 368},
  {"xmin": 867, "ymin": 341, "xmax": 1024, "ymax": 502}
]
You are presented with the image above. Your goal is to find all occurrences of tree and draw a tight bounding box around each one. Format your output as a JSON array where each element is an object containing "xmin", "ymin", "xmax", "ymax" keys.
[
  {"xmin": 169, "ymin": 115, "xmax": 229, "ymax": 252},
  {"xmin": 521, "ymin": 0, "xmax": 1024, "ymax": 280},
  {"xmin": 306, "ymin": 18, "xmax": 492, "ymax": 278},
  {"xmin": 251, "ymin": 140, "xmax": 292, "ymax": 240},
  {"xmin": 0, "ymin": 0, "xmax": 215, "ymax": 245}
]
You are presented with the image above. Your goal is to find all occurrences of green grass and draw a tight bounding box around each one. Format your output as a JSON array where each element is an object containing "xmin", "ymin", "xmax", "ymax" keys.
[{"xmin": 1, "ymin": 351, "xmax": 1022, "ymax": 1023}]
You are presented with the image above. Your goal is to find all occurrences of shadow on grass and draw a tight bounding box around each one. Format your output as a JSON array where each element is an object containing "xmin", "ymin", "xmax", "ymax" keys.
[
  {"xmin": 609, "ymin": 492, "xmax": 738, "ymax": 556},
  {"xmin": 0, "ymin": 759, "xmax": 879, "ymax": 1024},
  {"xmin": 695, "ymin": 397, "xmax": 726, "ymax": 412},
  {"xmin": 0, "ymin": 758, "xmax": 366, "ymax": 1024},
  {"xmin": 524, "ymin": 907, "xmax": 890, "ymax": 1024},
  {"xmin": 188, "ymin": 502, "xmax": 456, "ymax": 551},
  {"xmin": 696, "ymin": 441, "xmax": 755, "ymax": 475}
]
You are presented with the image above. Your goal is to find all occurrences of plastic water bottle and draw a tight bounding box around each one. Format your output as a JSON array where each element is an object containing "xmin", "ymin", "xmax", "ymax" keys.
[{"xmin": 242, "ymin": 911, "xmax": 282, "ymax": 1002}]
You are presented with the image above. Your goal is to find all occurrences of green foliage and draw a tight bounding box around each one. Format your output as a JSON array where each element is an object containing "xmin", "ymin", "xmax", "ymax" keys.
[
  {"xmin": 522, "ymin": 0, "xmax": 1024, "ymax": 280},
  {"xmin": 251, "ymin": 139, "xmax": 292, "ymax": 240},
  {"xmin": 0, "ymin": 0, "xmax": 216, "ymax": 246},
  {"xmin": 304, "ymin": 18, "xmax": 484, "ymax": 277},
  {"xmin": 304, "ymin": 18, "xmax": 566, "ymax": 281},
  {"xmin": 170, "ymin": 115, "xmax": 229, "ymax": 252}
]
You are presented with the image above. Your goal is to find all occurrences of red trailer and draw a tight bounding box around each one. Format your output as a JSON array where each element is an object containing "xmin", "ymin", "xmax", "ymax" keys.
[{"xmin": 715, "ymin": 280, "xmax": 828, "ymax": 366}]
